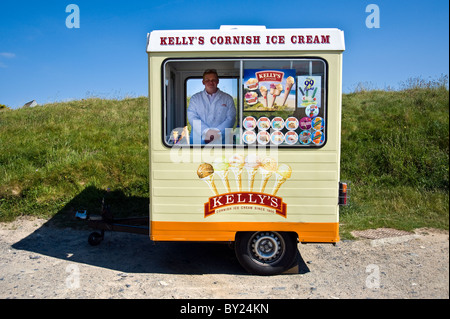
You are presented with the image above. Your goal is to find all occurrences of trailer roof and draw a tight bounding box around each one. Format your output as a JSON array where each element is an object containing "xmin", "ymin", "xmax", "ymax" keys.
[{"xmin": 147, "ymin": 26, "xmax": 345, "ymax": 53}]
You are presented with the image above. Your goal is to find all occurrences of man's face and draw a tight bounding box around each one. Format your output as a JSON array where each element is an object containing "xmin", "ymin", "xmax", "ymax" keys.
[{"xmin": 203, "ymin": 73, "xmax": 219, "ymax": 94}]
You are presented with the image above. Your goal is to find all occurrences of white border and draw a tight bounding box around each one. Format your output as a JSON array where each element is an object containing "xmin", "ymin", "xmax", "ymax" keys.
[{"xmin": 147, "ymin": 27, "xmax": 345, "ymax": 52}]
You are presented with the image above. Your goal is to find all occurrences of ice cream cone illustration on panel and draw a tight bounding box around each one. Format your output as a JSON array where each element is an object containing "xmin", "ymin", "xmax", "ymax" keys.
[
  {"xmin": 213, "ymin": 156, "xmax": 231, "ymax": 193},
  {"xmin": 272, "ymin": 164, "xmax": 292, "ymax": 195},
  {"xmin": 229, "ymin": 154, "xmax": 245, "ymax": 191},
  {"xmin": 281, "ymin": 76, "xmax": 295, "ymax": 106},
  {"xmin": 199, "ymin": 154, "xmax": 290, "ymax": 219},
  {"xmin": 271, "ymin": 84, "xmax": 283, "ymax": 108},
  {"xmin": 259, "ymin": 157, "xmax": 278, "ymax": 193},
  {"xmin": 197, "ymin": 163, "xmax": 218, "ymax": 196},
  {"xmin": 269, "ymin": 84, "xmax": 276, "ymax": 108},
  {"xmin": 244, "ymin": 155, "xmax": 261, "ymax": 191},
  {"xmin": 259, "ymin": 85, "xmax": 268, "ymax": 108}
]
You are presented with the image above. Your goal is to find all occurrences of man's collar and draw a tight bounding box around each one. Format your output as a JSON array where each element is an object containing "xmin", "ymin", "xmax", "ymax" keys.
[{"xmin": 204, "ymin": 88, "xmax": 220, "ymax": 96}]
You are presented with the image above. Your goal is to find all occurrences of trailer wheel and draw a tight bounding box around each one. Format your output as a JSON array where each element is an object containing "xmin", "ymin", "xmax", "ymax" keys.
[
  {"xmin": 235, "ymin": 231, "xmax": 298, "ymax": 276},
  {"xmin": 88, "ymin": 232, "xmax": 103, "ymax": 246}
]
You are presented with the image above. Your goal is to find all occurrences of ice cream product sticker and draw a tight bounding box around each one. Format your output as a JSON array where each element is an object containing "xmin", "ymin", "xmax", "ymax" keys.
[
  {"xmin": 243, "ymin": 116, "xmax": 257, "ymax": 130},
  {"xmin": 271, "ymin": 117, "xmax": 285, "ymax": 130},
  {"xmin": 298, "ymin": 76, "xmax": 321, "ymax": 108},
  {"xmin": 242, "ymin": 130, "xmax": 257, "ymax": 144},
  {"xmin": 285, "ymin": 117, "xmax": 299, "ymax": 131},
  {"xmin": 257, "ymin": 131, "xmax": 270, "ymax": 145},
  {"xmin": 312, "ymin": 130, "xmax": 325, "ymax": 145},
  {"xmin": 299, "ymin": 130, "xmax": 312, "ymax": 145},
  {"xmin": 284, "ymin": 131, "xmax": 298, "ymax": 145},
  {"xmin": 243, "ymin": 69, "xmax": 296, "ymax": 111},
  {"xmin": 246, "ymin": 78, "xmax": 259, "ymax": 90},
  {"xmin": 245, "ymin": 92, "xmax": 258, "ymax": 105},
  {"xmin": 299, "ymin": 117, "xmax": 312, "ymax": 130},
  {"xmin": 311, "ymin": 116, "xmax": 324, "ymax": 131},
  {"xmin": 270, "ymin": 131, "xmax": 284, "ymax": 145},
  {"xmin": 257, "ymin": 117, "xmax": 271, "ymax": 131},
  {"xmin": 305, "ymin": 105, "xmax": 319, "ymax": 118}
]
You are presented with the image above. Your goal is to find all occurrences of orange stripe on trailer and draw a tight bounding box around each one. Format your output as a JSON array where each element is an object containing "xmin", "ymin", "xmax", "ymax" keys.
[{"xmin": 150, "ymin": 221, "xmax": 339, "ymax": 243}]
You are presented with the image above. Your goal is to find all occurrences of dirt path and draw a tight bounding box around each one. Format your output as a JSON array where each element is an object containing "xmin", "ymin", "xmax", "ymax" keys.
[{"xmin": 0, "ymin": 217, "xmax": 448, "ymax": 299}]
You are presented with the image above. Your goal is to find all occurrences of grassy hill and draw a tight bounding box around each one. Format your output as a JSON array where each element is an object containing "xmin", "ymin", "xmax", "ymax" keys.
[
  {"xmin": 0, "ymin": 97, "xmax": 149, "ymax": 224},
  {"xmin": 1, "ymin": 84, "xmax": 448, "ymax": 237},
  {"xmin": 339, "ymin": 85, "xmax": 449, "ymax": 236}
]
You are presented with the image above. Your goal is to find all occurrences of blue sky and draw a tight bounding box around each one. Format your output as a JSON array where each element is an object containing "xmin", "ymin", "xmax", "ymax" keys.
[{"xmin": 0, "ymin": 0, "xmax": 448, "ymax": 108}]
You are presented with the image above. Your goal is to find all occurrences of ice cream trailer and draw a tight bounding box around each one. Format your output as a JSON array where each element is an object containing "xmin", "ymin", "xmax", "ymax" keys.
[{"xmin": 146, "ymin": 26, "xmax": 347, "ymax": 275}]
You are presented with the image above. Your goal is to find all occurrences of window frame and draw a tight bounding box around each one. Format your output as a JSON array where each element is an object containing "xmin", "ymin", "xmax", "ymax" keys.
[{"xmin": 161, "ymin": 57, "xmax": 329, "ymax": 149}]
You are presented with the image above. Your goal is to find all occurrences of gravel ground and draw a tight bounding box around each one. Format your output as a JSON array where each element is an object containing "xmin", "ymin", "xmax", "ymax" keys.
[{"xmin": 0, "ymin": 217, "xmax": 448, "ymax": 299}]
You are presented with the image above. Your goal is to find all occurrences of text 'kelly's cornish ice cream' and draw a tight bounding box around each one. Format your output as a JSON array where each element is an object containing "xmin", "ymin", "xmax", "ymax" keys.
[{"xmin": 159, "ymin": 34, "xmax": 331, "ymax": 46}]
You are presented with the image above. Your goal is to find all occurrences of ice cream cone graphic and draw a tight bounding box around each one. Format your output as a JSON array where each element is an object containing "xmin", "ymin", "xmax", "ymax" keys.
[
  {"xmin": 259, "ymin": 157, "xmax": 278, "ymax": 193},
  {"xmin": 172, "ymin": 130, "xmax": 179, "ymax": 144},
  {"xmin": 272, "ymin": 164, "xmax": 292, "ymax": 195},
  {"xmin": 269, "ymin": 84, "xmax": 276, "ymax": 108},
  {"xmin": 229, "ymin": 154, "xmax": 245, "ymax": 191},
  {"xmin": 281, "ymin": 76, "xmax": 295, "ymax": 106},
  {"xmin": 181, "ymin": 126, "xmax": 190, "ymax": 145},
  {"xmin": 271, "ymin": 84, "xmax": 283, "ymax": 108},
  {"xmin": 244, "ymin": 155, "xmax": 261, "ymax": 191},
  {"xmin": 197, "ymin": 163, "xmax": 218, "ymax": 196},
  {"xmin": 274, "ymin": 83, "xmax": 283, "ymax": 96},
  {"xmin": 213, "ymin": 157, "xmax": 231, "ymax": 193},
  {"xmin": 269, "ymin": 83, "xmax": 275, "ymax": 95},
  {"xmin": 259, "ymin": 85, "xmax": 268, "ymax": 108}
]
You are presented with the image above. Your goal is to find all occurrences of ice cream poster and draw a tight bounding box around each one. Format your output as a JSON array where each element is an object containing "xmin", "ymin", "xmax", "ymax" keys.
[
  {"xmin": 297, "ymin": 76, "xmax": 322, "ymax": 108},
  {"xmin": 197, "ymin": 155, "xmax": 290, "ymax": 218},
  {"xmin": 244, "ymin": 69, "xmax": 296, "ymax": 111}
]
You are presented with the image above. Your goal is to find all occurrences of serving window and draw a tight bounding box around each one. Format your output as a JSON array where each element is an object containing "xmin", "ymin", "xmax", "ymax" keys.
[{"xmin": 163, "ymin": 58, "xmax": 327, "ymax": 147}]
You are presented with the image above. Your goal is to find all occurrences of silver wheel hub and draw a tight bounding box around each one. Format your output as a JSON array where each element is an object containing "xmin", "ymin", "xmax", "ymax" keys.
[{"xmin": 251, "ymin": 232, "xmax": 284, "ymax": 263}]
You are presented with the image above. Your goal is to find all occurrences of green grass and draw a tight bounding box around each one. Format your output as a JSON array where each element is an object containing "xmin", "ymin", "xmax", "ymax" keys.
[
  {"xmin": 339, "ymin": 83, "xmax": 449, "ymax": 237},
  {"xmin": 1, "ymin": 81, "xmax": 448, "ymax": 239},
  {"xmin": 0, "ymin": 97, "xmax": 149, "ymax": 221}
]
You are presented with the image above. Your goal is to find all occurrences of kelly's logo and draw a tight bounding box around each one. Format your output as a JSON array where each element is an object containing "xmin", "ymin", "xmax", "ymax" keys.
[
  {"xmin": 197, "ymin": 156, "xmax": 291, "ymax": 219},
  {"xmin": 204, "ymin": 191, "xmax": 287, "ymax": 218},
  {"xmin": 255, "ymin": 71, "xmax": 284, "ymax": 83}
]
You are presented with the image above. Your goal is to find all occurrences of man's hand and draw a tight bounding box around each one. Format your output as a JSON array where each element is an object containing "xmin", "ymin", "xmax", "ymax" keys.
[{"xmin": 204, "ymin": 129, "xmax": 221, "ymax": 144}]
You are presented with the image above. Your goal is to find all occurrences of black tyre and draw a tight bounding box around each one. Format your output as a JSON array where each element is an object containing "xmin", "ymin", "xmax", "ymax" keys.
[
  {"xmin": 88, "ymin": 232, "xmax": 103, "ymax": 246},
  {"xmin": 235, "ymin": 231, "xmax": 298, "ymax": 275}
]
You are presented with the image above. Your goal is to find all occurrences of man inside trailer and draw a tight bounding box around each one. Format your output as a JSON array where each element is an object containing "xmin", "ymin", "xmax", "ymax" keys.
[{"xmin": 187, "ymin": 69, "xmax": 236, "ymax": 144}]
